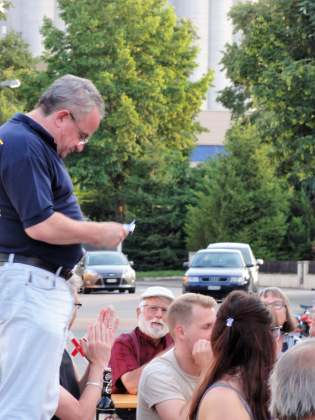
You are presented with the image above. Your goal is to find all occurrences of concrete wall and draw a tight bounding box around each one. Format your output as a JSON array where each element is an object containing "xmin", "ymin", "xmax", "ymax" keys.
[{"xmin": 259, "ymin": 262, "xmax": 315, "ymax": 290}]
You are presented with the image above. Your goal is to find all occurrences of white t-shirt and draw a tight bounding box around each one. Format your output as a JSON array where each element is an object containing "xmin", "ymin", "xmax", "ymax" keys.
[{"xmin": 137, "ymin": 348, "xmax": 199, "ymax": 420}]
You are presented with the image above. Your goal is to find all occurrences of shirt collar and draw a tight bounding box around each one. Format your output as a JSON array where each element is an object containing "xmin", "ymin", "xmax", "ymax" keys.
[{"xmin": 12, "ymin": 113, "xmax": 57, "ymax": 151}]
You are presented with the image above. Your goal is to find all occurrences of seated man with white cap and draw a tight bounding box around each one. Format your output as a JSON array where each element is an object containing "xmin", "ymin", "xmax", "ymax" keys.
[{"xmin": 109, "ymin": 286, "xmax": 174, "ymax": 420}]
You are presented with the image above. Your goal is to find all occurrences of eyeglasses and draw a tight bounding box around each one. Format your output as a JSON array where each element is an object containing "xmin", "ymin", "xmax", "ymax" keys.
[
  {"xmin": 271, "ymin": 326, "xmax": 282, "ymax": 340},
  {"xmin": 70, "ymin": 112, "xmax": 89, "ymax": 145},
  {"xmin": 142, "ymin": 304, "xmax": 168, "ymax": 316},
  {"xmin": 74, "ymin": 302, "xmax": 82, "ymax": 310},
  {"xmin": 266, "ymin": 301, "xmax": 286, "ymax": 310}
]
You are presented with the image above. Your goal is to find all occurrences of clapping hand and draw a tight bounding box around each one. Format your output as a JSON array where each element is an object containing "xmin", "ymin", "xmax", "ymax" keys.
[{"xmin": 80, "ymin": 306, "xmax": 119, "ymax": 366}]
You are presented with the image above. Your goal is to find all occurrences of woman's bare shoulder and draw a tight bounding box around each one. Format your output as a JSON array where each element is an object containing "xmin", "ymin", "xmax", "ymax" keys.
[{"xmin": 198, "ymin": 385, "xmax": 251, "ymax": 420}]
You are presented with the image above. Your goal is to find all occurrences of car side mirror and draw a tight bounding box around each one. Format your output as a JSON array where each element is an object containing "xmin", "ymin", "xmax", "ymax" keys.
[
  {"xmin": 183, "ymin": 261, "xmax": 189, "ymax": 268},
  {"xmin": 130, "ymin": 261, "xmax": 134, "ymax": 266},
  {"xmin": 256, "ymin": 259, "xmax": 264, "ymax": 266}
]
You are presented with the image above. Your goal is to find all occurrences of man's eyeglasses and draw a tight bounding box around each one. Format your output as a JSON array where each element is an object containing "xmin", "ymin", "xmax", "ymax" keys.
[
  {"xmin": 271, "ymin": 326, "xmax": 282, "ymax": 340},
  {"xmin": 266, "ymin": 301, "xmax": 286, "ymax": 310},
  {"xmin": 70, "ymin": 112, "xmax": 89, "ymax": 145},
  {"xmin": 74, "ymin": 302, "xmax": 82, "ymax": 310},
  {"xmin": 142, "ymin": 304, "xmax": 168, "ymax": 315}
]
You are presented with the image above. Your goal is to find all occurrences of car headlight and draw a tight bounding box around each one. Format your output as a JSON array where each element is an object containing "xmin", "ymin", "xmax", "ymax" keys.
[
  {"xmin": 230, "ymin": 276, "xmax": 246, "ymax": 284},
  {"xmin": 83, "ymin": 270, "xmax": 102, "ymax": 285},
  {"xmin": 187, "ymin": 276, "xmax": 199, "ymax": 283},
  {"xmin": 122, "ymin": 269, "xmax": 135, "ymax": 282}
]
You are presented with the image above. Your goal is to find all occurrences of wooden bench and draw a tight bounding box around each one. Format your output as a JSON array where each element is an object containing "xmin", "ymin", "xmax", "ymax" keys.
[{"xmin": 112, "ymin": 394, "xmax": 138, "ymax": 409}]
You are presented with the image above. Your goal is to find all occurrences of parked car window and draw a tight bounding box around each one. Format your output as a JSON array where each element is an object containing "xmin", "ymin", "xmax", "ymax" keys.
[
  {"xmin": 192, "ymin": 252, "xmax": 243, "ymax": 269},
  {"xmin": 87, "ymin": 253, "xmax": 128, "ymax": 266}
]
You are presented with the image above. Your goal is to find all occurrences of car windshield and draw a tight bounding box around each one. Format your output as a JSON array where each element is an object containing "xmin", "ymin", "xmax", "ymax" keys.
[
  {"xmin": 86, "ymin": 253, "xmax": 128, "ymax": 266},
  {"xmin": 191, "ymin": 252, "xmax": 243, "ymax": 268},
  {"xmin": 209, "ymin": 245, "xmax": 251, "ymax": 264},
  {"xmin": 234, "ymin": 248, "xmax": 250, "ymax": 264}
]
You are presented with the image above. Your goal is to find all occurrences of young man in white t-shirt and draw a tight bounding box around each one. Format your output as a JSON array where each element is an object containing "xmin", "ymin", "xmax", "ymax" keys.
[{"xmin": 137, "ymin": 293, "xmax": 217, "ymax": 420}]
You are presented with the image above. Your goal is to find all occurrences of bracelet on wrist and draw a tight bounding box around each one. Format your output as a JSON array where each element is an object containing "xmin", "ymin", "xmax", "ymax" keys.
[{"xmin": 86, "ymin": 382, "xmax": 102, "ymax": 390}]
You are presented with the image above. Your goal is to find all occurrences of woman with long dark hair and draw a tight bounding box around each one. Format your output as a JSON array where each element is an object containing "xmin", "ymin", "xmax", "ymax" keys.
[{"xmin": 189, "ymin": 291, "xmax": 277, "ymax": 420}]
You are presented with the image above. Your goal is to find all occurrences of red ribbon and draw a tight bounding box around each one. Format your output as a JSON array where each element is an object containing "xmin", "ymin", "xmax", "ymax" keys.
[{"xmin": 70, "ymin": 337, "xmax": 86, "ymax": 357}]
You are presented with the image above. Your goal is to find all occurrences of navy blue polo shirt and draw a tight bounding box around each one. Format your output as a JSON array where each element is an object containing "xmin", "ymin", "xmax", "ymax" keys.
[{"xmin": 0, "ymin": 113, "xmax": 84, "ymax": 268}]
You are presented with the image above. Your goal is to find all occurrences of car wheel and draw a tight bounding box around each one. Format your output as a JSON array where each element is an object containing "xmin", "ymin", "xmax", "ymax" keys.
[
  {"xmin": 83, "ymin": 287, "xmax": 91, "ymax": 294},
  {"xmin": 128, "ymin": 288, "xmax": 136, "ymax": 294}
]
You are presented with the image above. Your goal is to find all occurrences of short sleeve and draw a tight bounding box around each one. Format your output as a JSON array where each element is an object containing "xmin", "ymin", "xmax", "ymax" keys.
[{"xmin": 109, "ymin": 336, "xmax": 139, "ymax": 393}]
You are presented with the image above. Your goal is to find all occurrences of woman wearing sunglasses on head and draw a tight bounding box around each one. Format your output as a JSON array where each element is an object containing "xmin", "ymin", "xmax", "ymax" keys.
[{"xmin": 259, "ymin": 287, "xmax": 300, "ymax": 359}]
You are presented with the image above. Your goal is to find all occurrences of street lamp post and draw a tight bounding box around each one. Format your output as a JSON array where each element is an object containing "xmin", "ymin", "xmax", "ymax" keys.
[{"xmin": 0, "ymin": 79, "xmax": 21, "ymax": 88}]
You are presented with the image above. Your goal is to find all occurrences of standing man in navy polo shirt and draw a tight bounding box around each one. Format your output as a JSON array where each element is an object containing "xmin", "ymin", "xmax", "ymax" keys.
[{"xmin": 0, "ymin": 74, "xmax": 128, "ymax": 420}]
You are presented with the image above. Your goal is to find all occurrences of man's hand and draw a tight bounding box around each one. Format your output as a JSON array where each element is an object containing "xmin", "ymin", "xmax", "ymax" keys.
[
  {"xmin": 25, "ymin": 213, "xmax": 129, "ymax": 247},
  {"xmin": 89, "ymin": 222, "xmax": 129, "ymax": 249},
  {"xmin": 192, "ymin": 339, "xmax": 213, "ymax": 371}
]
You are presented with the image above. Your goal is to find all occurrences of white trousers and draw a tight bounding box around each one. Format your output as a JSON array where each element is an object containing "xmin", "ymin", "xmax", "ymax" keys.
[{"xmin": 0, "ymin": 262, "xmax": 74, "ymax": 420}]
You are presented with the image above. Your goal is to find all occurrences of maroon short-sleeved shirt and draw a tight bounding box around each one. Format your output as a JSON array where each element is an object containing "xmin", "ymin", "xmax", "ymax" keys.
[{"xmin": 109, "ymin": 327, "xmax": 173, "ymax": 394}]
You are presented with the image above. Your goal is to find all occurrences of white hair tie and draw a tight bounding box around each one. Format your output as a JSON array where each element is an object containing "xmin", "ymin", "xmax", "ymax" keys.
[{"xmin": 226, "ymin": 318, "xmax": 234, "ymax": 327}]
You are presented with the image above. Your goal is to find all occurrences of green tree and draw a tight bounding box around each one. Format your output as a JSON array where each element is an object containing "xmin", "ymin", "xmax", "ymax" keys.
[
  {"xmin": 0, "ymin": 30, "xmax": 37, "ymax": 124},
  {"xmin": 185, "ymin": 122, "xmax": 292, "ymax": 260},
  {"xmin": 23, "ymin": 0, "xmax": 213, "ymax": 225},
  {"xmin": 280, "ymin": 179, "xmax": 315, "ymax": 260},
  {"xmin": 121, "ymin": 142, "xmax": 191, "ymax": 270},
  {"xmin": 0, "ymin": 1, "xmax": 11, "ymax": 21},
  {"xmin": 217, "ymin": 0, "xmax": 315, "ymax": 180}
]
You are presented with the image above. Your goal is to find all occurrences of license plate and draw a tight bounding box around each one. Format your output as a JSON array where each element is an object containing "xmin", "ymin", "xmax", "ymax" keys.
[
  {"xmin": 208, "ymin": 285, "xmax": 221, "ymax": 290},
  {"xmin": 106, "ymin": 279, "xmax": 117, "ymax": 283}
]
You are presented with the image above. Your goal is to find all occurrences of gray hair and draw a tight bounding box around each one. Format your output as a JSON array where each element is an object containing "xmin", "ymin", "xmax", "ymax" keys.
[
  {"xmin": 269, "ymin": 339, "xmax": 315, "ymax": 419},
  {"xmin": 37, "ymin": 74, "xmax": 105, "ymax": 120}
]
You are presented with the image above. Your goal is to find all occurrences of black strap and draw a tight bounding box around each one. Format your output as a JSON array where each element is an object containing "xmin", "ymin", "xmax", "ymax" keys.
[{"xmin": 0, "ymin": 253, "xmax": 72, "ymax": 280}]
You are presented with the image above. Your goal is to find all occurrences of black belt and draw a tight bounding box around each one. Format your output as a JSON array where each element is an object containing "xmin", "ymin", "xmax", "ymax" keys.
[{"xmin": 0, "ymin": 253, "xmax": 73, "ymax": 280}]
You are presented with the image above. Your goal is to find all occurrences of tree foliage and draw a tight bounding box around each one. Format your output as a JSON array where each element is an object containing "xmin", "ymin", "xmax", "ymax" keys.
[
  {"xmin": 185, "ymin": 122, "xmax": 292, "ymax": 260},
  {"xmin": 121, "ymin": 142, "xmax": 191, "ymax": 270},
  {"xmin": 218, "ymin": 0, "xmax": 315, "ymax": 180},
  {"xmin": 22, "ymin": 0, "xmax": 213, "ymax": 220},
  {"xmin": 0, "ymin": 1, "xmax": 11, "ymax": 21},
  {"xmin": 0, "ymin": 30, "xmax": 37, "ymax": 124},
  {"xmin": 20, "ymin": 0, "xmax": 213, "ymax": 268},
  {"xmin": 279, "ymin": 178, "xmax": 315, "ymax": 260}
]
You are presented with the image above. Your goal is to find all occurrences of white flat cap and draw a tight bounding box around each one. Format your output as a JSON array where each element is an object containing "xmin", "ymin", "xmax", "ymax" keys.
[{"xmin": 140, "ymin": 286, "xmax": 175, "ymax": 301}]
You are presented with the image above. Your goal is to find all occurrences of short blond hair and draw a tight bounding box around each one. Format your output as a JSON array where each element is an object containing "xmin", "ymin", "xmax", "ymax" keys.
[{"xmin": 167, "ymin": 293, "xmax": 216, "ymax": 337}]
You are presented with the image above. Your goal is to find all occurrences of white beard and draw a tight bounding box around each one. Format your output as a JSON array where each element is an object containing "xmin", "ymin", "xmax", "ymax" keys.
[{"xmin": 138, "ymin": 313, "xmax": 169, "ymax": 339}]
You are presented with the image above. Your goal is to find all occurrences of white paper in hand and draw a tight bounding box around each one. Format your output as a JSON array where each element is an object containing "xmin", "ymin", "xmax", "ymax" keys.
[{"xmin": 123, "ymin": 219, "xmax": 136, "ymax": 234}]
